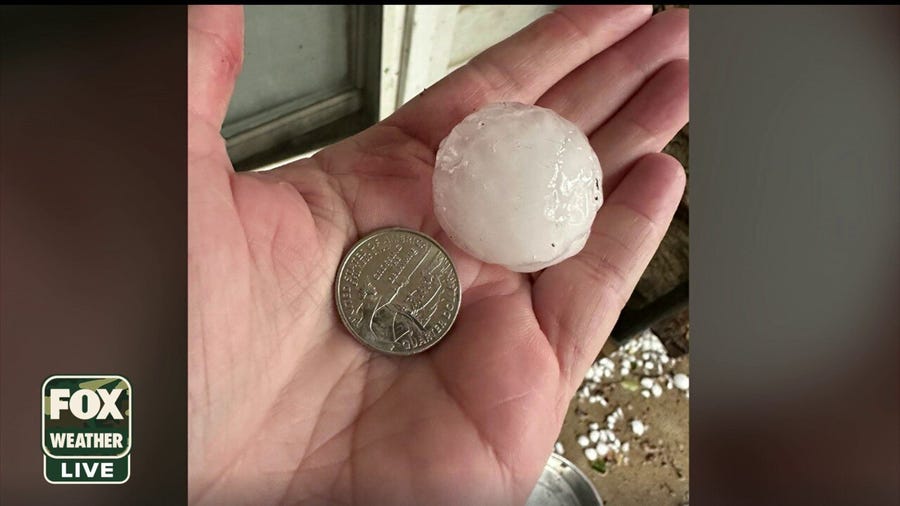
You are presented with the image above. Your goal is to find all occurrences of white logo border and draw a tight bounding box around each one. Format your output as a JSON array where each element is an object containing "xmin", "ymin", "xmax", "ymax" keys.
[{"xmin": 41, "ymin": 374, "xmax": 132, "ymax": 460}]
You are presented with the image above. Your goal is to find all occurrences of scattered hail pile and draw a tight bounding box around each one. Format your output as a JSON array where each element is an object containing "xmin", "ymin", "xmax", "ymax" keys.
[{"xmin": 553, "ymin": 330, "xmax": 689, "ymax": 473}]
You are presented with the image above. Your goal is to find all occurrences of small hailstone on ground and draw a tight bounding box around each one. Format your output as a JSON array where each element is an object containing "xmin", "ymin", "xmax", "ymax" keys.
[
  {"xmin": 589, "ymin": 430, "xmax": 601, "ymax": 443},
  {"xmin": 651, "ymin": 383, "xmax": 664, "ymax": 398},
  {"xmin": 577, "ymin": 435, "xmax": 590, "ymax": 447},
  {"xmin": 433, "ymin": 102, "xmax": 604, "ymax": 272},
  {"xmin": 554, "ymin": 442, "xmax": 565, "ymax": 455},
  {"xmin": 631, "ymin": 420, "xmax": 646, "ymax": 436},
  {"xmin": 622, "ymin": 442, "xmax": 630, "ymax": 453},
  {"xmin": 641, "ymin": 390, "xmax": 651, "ymax": 398},
  {"xmin": 596, "ymin": 443, "xmax": 610, "ymax": 457},
  {"xmin": 674, "ymin": 373, "xmax": 690, "ymax": 390},
  {"xmin": 640, "ymin": 377, "xmax": 655, "ymax": 389},
  {"xmin": 584, "ymin": 447, "xmax": 599, "ymax": 461},
  {"xmin": 588, "ymin": 422, "xmax": 600, "ymax": 431}
]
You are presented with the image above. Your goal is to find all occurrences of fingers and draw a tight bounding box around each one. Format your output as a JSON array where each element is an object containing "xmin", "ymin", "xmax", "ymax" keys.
[
  {"xmin": 532, "ymin": 153, "xmax": 685, "ymax": 390},
  {"xmin": 536, "ymin": 8, "xmax": 689, "ymax": 134},
  {"xmin": 591, "ymin": 58, "xmax": 689, "ymax": 193},
  {"xmin": 188, "ymin": 5, "xmax": 244, "ymax": 130},
  {"xmin": 384, "ymin": 5, "xmax": 653, "ymax": 150}
]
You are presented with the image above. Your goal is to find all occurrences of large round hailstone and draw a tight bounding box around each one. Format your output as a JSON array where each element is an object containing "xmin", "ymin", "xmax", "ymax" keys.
[{"xmin": 433, "ymin": 102, "xmax": 603, "ymax": 272}]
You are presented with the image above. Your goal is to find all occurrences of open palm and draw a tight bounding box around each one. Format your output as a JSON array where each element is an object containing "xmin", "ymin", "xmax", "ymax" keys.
[{"xmin": 188, "ymin": 5, "xmax": 688, "ymax": 506}]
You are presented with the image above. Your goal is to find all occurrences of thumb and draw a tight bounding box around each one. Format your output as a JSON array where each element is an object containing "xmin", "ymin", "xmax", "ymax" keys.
[{"xmin": 188, "ymin": 5, "xmax": 243, "ymax": 130}]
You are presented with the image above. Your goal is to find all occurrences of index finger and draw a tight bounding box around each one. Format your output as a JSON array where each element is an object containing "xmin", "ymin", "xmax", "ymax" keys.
[{"xmin": 383, "ymin": 5, "xmax": 653, "ymax": 151}]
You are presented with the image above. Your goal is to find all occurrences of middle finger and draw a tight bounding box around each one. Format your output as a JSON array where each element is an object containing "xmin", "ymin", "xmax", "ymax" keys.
[{"xmin": 536, "ymin": 8, "xmax": 688, "ymax": 134}]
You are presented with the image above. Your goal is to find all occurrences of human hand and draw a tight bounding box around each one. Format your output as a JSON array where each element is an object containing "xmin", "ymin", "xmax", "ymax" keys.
[{"xmin": 188, "ymin": 5, "xmax": 688, "ymax": 505}]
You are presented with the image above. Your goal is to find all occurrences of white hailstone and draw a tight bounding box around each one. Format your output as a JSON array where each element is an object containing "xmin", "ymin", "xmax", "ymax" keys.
[
  {"xmin": 599, "ymin": 431, "xmax": 609, "ymax": 443},
  {"xmin": 584, "ymin": 447, "xmax": 599, "ymax": 461},
  {"xmin": 433, "ymin": 102, "xmax": 604, "ymax": 272},
  {"xmin": 622, "ymin": 442, "xmax": 630, "ymax": 453},
  {"xmin": 651, "ymin": 383, "xmax": 664, "ymax": 398},
  {"xmin": 640, "ymin": 378, "xmax": 655, "ymax": 389},
  {"xmin": 631, "ymin": 420, "xmax": 646, "ymax": 436},
  {"xmin": 660, "ymin": 355, "xmax": 670, "ymax": 364},
  {"xmin": 596, "ymin": 443, "xmax": 610, "ymax": 457},
  {"xmin": 598, "ymin": 397, "xmax": 609, "ymax": 407},
  {"xmin": 589, "ymin": 430, "xmax": 601, "ymax": 443},
  {"xmin": 584, "ymin": 367, "xmax": 595, "ymax": 381},
  {"xmin": 674, "ymin": 373, "xmax": 690, "ymax": 390},
  {"xmin": 643, "ymin": 361, "xmax": 654, "ymax": 371},
  {"xmin": 641, "ymin": 390, "xmax": 651, "ymax": 398},
  {"xmin": 555, "ymin": 442, "xmax": 565, "ymax": 455},
  {"xmin": 577, "ymin": 435, "xmax": 591, "ymax": 447},
  {"xmin": 589, "ymin": 422, "xmax": 600, "ymax": 431}
]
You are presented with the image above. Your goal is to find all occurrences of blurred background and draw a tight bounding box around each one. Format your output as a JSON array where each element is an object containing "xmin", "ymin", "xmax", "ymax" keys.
[{"xmin": 223, "ymin": 5, "xmax": 689, "ymax": 505}]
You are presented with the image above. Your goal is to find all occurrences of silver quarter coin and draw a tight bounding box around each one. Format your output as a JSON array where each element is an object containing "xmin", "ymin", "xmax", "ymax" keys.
[{"xmin": 335, "ymin": 227, "xmax": 461, "ymax": 355}]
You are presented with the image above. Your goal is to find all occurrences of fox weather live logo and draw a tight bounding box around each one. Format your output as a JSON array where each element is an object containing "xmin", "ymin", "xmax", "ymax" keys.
[{"xmin": 42, "ymin": 375, "xmax": 131, "ymax": 484}]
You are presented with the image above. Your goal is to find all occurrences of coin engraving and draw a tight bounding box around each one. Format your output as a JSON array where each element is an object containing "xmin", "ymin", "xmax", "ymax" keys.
[{"xmin": 335, "ymin": 228, "xmax": 461, "ymax": 355}]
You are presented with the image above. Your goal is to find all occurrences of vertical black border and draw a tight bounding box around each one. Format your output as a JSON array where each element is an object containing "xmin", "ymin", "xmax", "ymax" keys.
[
  {"xmin": 691, "ymin": 5, "xmax": 900, "ymax": 504},
  {"xmin": 1, "ymin": 6, "xmax": 187, "ymax": 504}
]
